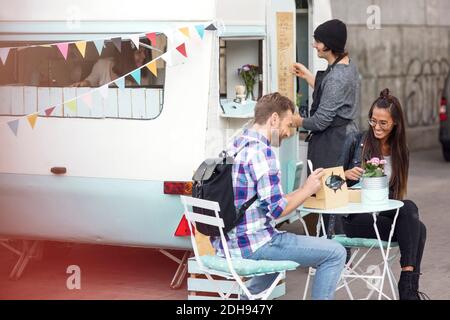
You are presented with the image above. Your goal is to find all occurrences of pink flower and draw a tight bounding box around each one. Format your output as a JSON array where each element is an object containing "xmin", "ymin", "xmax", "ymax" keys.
[
  {"xmin": 370, "ymin": 157, "xmax": 380, "ymax": 165},
  {"xmin": 380, "ymin": 159, "xmax": 387, "ymax": 165}
]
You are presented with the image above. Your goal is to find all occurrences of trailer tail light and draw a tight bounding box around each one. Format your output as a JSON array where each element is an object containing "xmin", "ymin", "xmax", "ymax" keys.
[{"xmin": 163, "ymin": 181, "xmax": 193, "ymax": 195}]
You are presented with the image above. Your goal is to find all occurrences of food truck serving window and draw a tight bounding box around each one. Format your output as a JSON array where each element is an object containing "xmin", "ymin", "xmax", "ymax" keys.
[
  {"xmin": 0, "ymin": 34, "xmax": 167, "ymax": 120},
  {"xmin": 218, "ymin": 36, "xmax": 265, "ymax": 119}
]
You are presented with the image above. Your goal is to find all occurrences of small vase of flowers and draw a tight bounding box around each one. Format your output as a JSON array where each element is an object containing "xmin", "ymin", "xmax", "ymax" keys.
[
  {"xmin": 361, "ymin": 157, "xmax": 389, "ymax": 205},
  {"xmin": 238, "ymin": 64, "xmax": 259, "ymax": 101}
]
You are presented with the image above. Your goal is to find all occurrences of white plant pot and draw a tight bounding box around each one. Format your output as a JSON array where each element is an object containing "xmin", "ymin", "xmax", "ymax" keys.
[{"xmin": 361, "ymin": 176, "xmax": 389, "ymax": 205}]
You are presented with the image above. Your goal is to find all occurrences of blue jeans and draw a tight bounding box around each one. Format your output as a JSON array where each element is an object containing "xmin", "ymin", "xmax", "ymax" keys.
[{"xmin": 244, "ymin": 232, "xmax": 346, "ymax": 300}]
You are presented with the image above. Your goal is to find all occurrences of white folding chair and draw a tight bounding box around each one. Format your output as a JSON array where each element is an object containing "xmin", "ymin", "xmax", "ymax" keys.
[
  {"xmin": 332, "ymin": 235, "xmax": 400, "ymax": 300},
  {"xmin": 180, "ymin": 195, "xmax": 299, "ymax": 300}
]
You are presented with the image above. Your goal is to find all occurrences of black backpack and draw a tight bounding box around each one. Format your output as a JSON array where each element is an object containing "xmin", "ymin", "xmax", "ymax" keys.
[{"xmin": 191, "ymin": 142, "xmax": 258, "ymax": 236}]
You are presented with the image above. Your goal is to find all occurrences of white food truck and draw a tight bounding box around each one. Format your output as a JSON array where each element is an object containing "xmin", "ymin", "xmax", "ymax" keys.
[{"xmin": 0, "ymin": 0, "xmax": 332, "ymax": 284}]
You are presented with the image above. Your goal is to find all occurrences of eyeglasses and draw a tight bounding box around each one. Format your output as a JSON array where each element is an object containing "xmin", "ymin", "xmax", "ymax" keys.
[{"xmin": 367, "ymin": 119, "xmax": 393, "ymax": 130}]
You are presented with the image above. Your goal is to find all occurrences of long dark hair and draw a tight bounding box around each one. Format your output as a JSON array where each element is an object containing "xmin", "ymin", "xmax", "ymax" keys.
[{"xmin": 362, "ymin": 88, "xmax": 409, "ymax": 200}]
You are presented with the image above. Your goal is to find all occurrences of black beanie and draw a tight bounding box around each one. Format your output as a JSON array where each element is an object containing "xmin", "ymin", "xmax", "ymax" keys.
[{"xmin": 313, "ymin": 19, "xmax": 347, "ymax": 53}]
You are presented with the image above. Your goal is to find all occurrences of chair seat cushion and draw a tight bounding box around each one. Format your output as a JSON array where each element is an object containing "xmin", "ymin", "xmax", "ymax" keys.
[
  {"xmin": 332, "ymin": 234, "xmax": 399, "ymax": 249},
  {"xmin": 199, "ymin": 255, "xmax": 299, "ymax": 277}
]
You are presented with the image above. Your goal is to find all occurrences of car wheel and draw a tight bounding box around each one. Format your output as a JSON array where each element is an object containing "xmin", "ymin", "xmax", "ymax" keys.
[{"xmin": 443, "ymin": 147, "xmax": 450, "ymax": 162}]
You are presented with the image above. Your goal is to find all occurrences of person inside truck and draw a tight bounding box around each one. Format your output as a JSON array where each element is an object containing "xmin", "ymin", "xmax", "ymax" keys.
[{"xmin": 71, "ymin": 39, "xmax": 152, "ymax": 87}]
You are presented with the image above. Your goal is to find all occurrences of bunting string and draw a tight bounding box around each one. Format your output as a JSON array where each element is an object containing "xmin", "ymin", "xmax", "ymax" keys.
[{"xmin": 0, "ymin": 23, "xmax": 218, "ymax": 136}]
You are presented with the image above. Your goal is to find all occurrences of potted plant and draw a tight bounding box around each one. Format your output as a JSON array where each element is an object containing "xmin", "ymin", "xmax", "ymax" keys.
[
  {"xmin": 361, "ymin": 157, "xmax": 389, "ymax": 205},
  {"xmin": 238, "ymin": 64, "xmax": 259, "ymax": 101}
]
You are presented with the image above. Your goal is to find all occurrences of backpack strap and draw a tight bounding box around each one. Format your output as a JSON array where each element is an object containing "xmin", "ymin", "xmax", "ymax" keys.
[
  {"xmin": 232, "ymin": 139, "xmax": 260, "ymax": 158},
  {"xmin": 231, "ymin": 139, "xmax": 261, "ymax": 223},
  {"xmin": 234, "ymin": 194, "xmax": 258, "ymax": 224}
]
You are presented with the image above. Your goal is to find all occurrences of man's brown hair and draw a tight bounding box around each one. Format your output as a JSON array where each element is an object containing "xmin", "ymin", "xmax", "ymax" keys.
[{"xmin": 254, "ymin": 92, "xmax": 295, "ymax": 125}]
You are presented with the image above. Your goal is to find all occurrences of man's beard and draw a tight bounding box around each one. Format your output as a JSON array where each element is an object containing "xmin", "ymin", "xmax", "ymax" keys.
[{"xmin": 270, "ymin": 128, "xmax": 283, "ymax": 147}]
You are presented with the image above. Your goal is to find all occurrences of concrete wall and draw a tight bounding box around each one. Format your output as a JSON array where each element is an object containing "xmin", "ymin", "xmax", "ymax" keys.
[{"xmin": 330, "ymin": 0, "xmax": 450, "ymax": 150}]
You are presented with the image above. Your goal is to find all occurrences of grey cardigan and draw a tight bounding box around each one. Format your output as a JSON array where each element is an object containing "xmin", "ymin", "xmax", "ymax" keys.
[{"xmin": 303, "ymin": 61, "xmax": 361, "ymax": 132}]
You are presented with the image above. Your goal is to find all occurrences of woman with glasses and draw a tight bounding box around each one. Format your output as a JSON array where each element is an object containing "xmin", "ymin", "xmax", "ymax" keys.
[{"xmin": 340, "ymin": 88, "xmax": 428, "ymax": 300}]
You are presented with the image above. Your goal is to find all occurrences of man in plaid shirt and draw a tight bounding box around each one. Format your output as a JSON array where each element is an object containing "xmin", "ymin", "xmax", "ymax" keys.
[{"xmin": 211, "ymin": 93, "xmax": 346, "ymax": 300}]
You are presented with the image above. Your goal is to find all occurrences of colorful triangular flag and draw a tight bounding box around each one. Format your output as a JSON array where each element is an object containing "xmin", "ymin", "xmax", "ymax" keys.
[
  {"xmin": 129, "ymin": 35, "xmax": 140, "ymax": 49},
  {"xmin": 56, "ymin": 43, "xmax": 69, "ymax": 60},
  {"xmin": 0, "ymin": 48, "xmax": 10, "ymax": 65},
  {"xmin": 130, "ymin": 69, "xmax": 141, "ymax": 85},
  {"xmin": 27, "ymin": 113, "xmax": 38, "ymax": 129},
  {"xmin": 176, "ymin": 43, "xmax": 187, "ymax": 58},
  {"xmin": 75, "ymin": 41, "xmax": 87, "ymax": 58},
  {"xmin": 195, "ymin": 25, "xmax": 205, "ymax": 39},
  {"xmin": 146, "ymin": 60, "xmax": 157, "ymax": 77},
  {"xmin": 146, "ymin": 32, "xmax": 156, "ymax": 45},
  {"xmin": 81, "ymin": 93, "xmax": 93, "ymax": 108},
  {"xmin": 65, "ymin": 99, "xmax": 77, "ymax": 113},
  {"xmin": 111, "ymin": 37, "xmax": 122, "ymax": 52},
  {"xmin": 93, "ymin": 40, "xmax": 104, "ymax": 56},
  {"xmin": 98, "ymin": 84, "xmax": 109, "ymax": 99},
  {"xmin": 45, "ymin": 106, "xmax": 56, "ymax": 117},
  {"xmin": 174, "ymin": 215, "xmax": 194, "ymax": 237},
  {"xmin": 7, "ymin": 119, "xmax": 19, "ymax": 136},
  {"xmin": 179, "ymin": 27, "xmax": 190, "ymax": 38},
  {"xmin": 115, "ymin": 77, "xmax": 125, "ymax": 89},
  {"xmin": 205, "ymin": 23, "xmax": 217, "ymax": 31}
]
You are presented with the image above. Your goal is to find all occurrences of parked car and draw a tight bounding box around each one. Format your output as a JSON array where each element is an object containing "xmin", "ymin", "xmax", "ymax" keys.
[{"xmin": 439, "ymin": 71, "xmax": 450, "ymax": 161}]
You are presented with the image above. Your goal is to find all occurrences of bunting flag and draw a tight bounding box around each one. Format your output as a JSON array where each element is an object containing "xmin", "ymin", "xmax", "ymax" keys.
[
  {"xmin": 0, "ymin": 48, "xmax": 10, "ymax": 65},
  {"xmin": 146, "ymin": 32, "xmax": 156, "ymax": 45},
  {"xmin": 56, "ymin": 43, "xmax": 69, "ymax": 60},
  {"xmin": 111, "ymin": 37, "xmax": 122, "ymax": 52},
  {"xmin": 146, "ymin": 60, "xmax": 157, "ymax": 77},
  {"xmin": 75, "ymin": 41, "xmax": 87, "ymax": 58},
  {"xmin": 130, "ymin": 69, "xmax": 141, "ymax": 85},
  {"xmin": 81, "ymin": 93, "xmax": 93, "ymax": 108},
  {"xmin": 27, "ymin": 113, "xmax": 38, "ymax": 129},
  {"xmin": 179, "ymin": 27, "xmax": 190, "ymax": 38},
  {"xmin": 98, "ymin": 84, "xmax": 109, "ymax": 99},
  {"xmin": 115, "ymin": 77, "xmax": 125, "ymax": 89},
  {"xmin": 45, "ymin": 106, "xmax": 56, "ymax": 117},
  {"xmin": 129, "ymin": 35, "xmax": 140, "ymax": 49},
  {"xmin": 195, "ymin": 25, "xmax": 205, "ymax": 39},
  {"xmin": 7, "ymin": 119, "xmax": 19, "ymax": 136},
  {"xmin": 65, "ymin": 99, "xmax": 77, "ymax": 113},
  {"xmin": 93, "ymin": 40, "xmax": 105, "ymax": 56},
  {"xmin": 205, "ymin": 23, "xmax": 217, "ymax": 31},
  {"xmin": 176, "ymin": 43, "xmax": 187, "ymax": 58}
]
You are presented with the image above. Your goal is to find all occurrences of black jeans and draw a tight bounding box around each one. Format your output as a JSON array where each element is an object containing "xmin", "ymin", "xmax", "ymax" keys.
[{"xmin": 342, "ymin": 200, "xmax": 427, "ymax": 273}]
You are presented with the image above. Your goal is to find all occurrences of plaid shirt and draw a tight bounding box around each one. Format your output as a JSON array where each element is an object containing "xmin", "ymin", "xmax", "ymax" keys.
[{"xmin": 211, "ymin": 129, "xmax": 287, "ymax": 258}]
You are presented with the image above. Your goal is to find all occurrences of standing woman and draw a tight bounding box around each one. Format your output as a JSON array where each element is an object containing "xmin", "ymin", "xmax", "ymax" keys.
[
  {"xmin": 341, "ymin": 89, "xmax": 428, "ymax": 300},
  {"xmin": 293, "ymin": 19, "xmax": 361, "ymax": 234}
]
